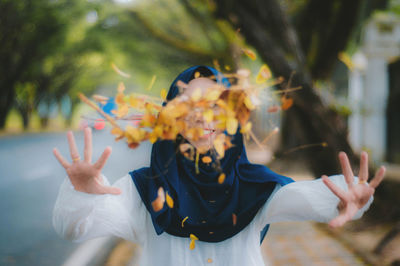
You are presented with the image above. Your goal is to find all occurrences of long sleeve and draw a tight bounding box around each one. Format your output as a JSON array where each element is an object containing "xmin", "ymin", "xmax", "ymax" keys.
[
  {"xmin": 52, "ymin": 174, "xmax": 147, "ymax": 244},
  {"xmin": 257, "ymin": 175, "xmax": 373, "ymax": 228}
]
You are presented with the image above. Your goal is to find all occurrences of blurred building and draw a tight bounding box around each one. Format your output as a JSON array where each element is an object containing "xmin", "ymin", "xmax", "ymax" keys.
[{"xmin": 347, "ymin": 13, "xmax": 400, "ymax": 164}]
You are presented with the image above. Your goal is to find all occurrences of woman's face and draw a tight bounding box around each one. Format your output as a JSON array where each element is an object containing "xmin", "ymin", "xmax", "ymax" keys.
[{"xmin": 180, "ymin": 78, "xmax": 223, "ymax": 150}]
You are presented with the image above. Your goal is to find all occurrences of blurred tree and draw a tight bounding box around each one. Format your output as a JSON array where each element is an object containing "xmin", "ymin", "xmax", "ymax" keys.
[{"xmin": 212, "ymin": 0, "xmax": 389, "ymax": 175}]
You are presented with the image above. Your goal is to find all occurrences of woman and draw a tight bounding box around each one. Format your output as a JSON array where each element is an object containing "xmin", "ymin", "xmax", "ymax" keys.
[{"xmin": 53, "ymin": 66, "xmax": 385, "ymax": 265}]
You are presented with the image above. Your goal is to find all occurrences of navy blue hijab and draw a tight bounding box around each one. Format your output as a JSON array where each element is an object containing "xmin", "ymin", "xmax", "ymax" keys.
[{"xmin": 130, "ymin": 66, "xmax": 294, "ymax": 243}]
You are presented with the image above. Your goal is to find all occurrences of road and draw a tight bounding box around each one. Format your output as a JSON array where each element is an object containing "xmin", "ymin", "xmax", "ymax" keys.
[{"xmin": 0, "ymin": 130, "xmax": 151, "ymax": 266}]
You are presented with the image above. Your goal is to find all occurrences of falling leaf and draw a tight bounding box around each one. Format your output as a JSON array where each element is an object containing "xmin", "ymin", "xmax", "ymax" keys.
[
  {"xmin": 146, "ymin": 75, "xmax": 157, "ymax": 91},
  {"xmin": 94, "ymin": 119, "xmax": 105, "ymax": 130},
  {"xmin": 232, "ymin": 213, "xmax": 237, "ymax": 226},
  {"xmin": 190, "ymin": 234, "xmax": 199, "ymax": 240},
  {"xmin": 226, "ymin": 117, "xmax": 238, "ymax": 135},
  {"xmin": 218, "ymin": 173, "xmax": 226, "ymax": 184},
  {"xmin": 181, "ymin": 216, "xmax": 189, "ymax": 227},
  {"xmin": 203, "ymin": 109, "xmax": 214, "ymax": 123},
  {"xmin": 338, "ymin": 52, "xmax": 354, "ymax": 71},
  {"xmin": 166, "ymin": 191, "xmax": 174, "ymax": 208},
  {"xmin": 194, "ymin": 71, "xmax": 201, "ymax": 78},
  {"xmin": 224, "ymin": 65, "xmax": 231, "ymax": 71},
  {"xmin": 240, "ymin": 122, "xmax": 252, "ymax": 134},
  {"xmin": 160, "ymin": 88, "xmax": 167, "ymax": 100},
  {"xmin": 243, "ymin": 96, "xmax": 255, "ymax": 110},
  {"xmin": 152, "ymin": 187, "xmax": 165, "ymax": 212},
  {"xmin": 281, "ymin": 96, "xmax": 293, "ymax": 110},
  {"xmin": 267, "ymin": 106, "xmax": 280, "ymax": 113},
  {"xmin": 256, "ymin": 64, "xmax": 272, "ymax": 84},
  {"xmin": 189, "ymin": 240, "xmax": 196, "ymax": 250},
  {"xmin": 242, "ymin": 48, "xmax": 256, "ymax": 60},
  {"xmin": 191, "ymin": 87, "xmax": 202, "ymax": 102},
  {"xmin": 213, "ymin": 134, "xmax": 225, "ymax": 158},
  {"xmin": 111, "ymin": 127, "xmax": 124, "ymax": 141},
  {"xmin": 202, "ymin": 156, "xmax": 212, "ymax": 164},
  {"xmin": 111, "ymin": 63, "xmax": 131, "ymax": 78},
  {"xmin": 117, "ymin": 82, "xmax": 126, "ymax": 93}
]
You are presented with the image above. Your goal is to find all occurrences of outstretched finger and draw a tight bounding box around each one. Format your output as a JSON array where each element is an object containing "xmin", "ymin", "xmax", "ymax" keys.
[
  {"xmin": 369, "ymin": 166, "xmax": 386, "ymax": 189},
  {"xmin": 93, "ymin": 146, "xmax": 112, "ymax": 170},
  {"xmin": 67, "ymin": 131, "xmax": 80, "ymax": 162},
  {"xmin": 53, "ymin": 148, "xmax": 71, "ymax": 169},
  {"xmin": 328, "ymin": 206, "xmax": 357, "ymax": 228},
  {"xmin": 339, "ymin": 152, "xmax": 354, "ymax": 187},
  {"xmin": 358, "ymin": 151, "xmax": 369, "ymax": 183},
  {"xmin": 322, "ymin": 175, "xmax": 348, "ymax": 202},
  {"xmin": 84, "ymin": 127, "xmax": 92, "ymax": 163}
]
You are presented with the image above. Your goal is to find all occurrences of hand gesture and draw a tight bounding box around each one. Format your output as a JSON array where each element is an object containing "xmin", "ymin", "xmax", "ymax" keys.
[
  {"xmin": 322, "ymin": 151, "xmax": 385, "ymax": 228},
  {"xmin": 53, "ymin": 127, "xmax": 121, "ymax": 195}
]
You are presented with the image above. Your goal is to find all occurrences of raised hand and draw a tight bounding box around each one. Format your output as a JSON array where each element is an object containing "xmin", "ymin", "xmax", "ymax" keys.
[
  {"xmin": 53, "ymin": 127, "xmax": 121, "ymax": 195},
  {"xmin": 322, "ymin": 151, "xmax": 385, "ymax": 228}
]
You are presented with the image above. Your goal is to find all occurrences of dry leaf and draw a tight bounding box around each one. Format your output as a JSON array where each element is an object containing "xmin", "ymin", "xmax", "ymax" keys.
[
  {"xmin": 281, "ymin": 96, "xmax": 293, "ymax": 110},
  {"xmin": 166, "ymin": 191, "xmax": 174, "ymax": 208},
  {"xmin": 218, "ymin": 173, "xmax": 226, "ymax": 184},
  {"xmin": 151, "ymin": 187, "xmax": 165, "ymax": 212},
  {"xmin": 242, "ymin": 48, "xmax": 256, "ymax": 60},
  {"xmin": 202, "ymin": 156, "xmax": 212, "ymax": 164},
  {"xmin": 181, "ymin": 216, "xmax": 189, "ymax": 227},
  {"xmin": 232, "ymin": 213, "xmax": 237, "ymax": 226}
]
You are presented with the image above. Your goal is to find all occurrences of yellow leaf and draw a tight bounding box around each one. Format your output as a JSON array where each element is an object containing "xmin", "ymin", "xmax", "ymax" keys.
[
  {"xmin": 146, "ymin": 75, "xmax": 157, "ymax": 91},
  {"xmin": 194, "ymin": 71, "xmax": 200, "ymax": 78},
  {"xmin": 166, "ymin": 191, "xmax": 174, "ymax": 208},
  {"xmin": 191, "ymin": 87, "xmax": 202, "ymax": 102},
  {"xmin": 213, "ymin": 134, "xmax": 225, "ymax": 158},
  {"xmin": 189, "ymin": 239, "xmax": 195, "ymax": 250},
  {"xmin": 218, "ymin": 173, "xmax": 226, "ymax": 184},
  {"xmin": 242, "ymin": 48, "xmax": 256, "ymax": 60},
  {"xmin": 338, "ymin": 52, "xmax": 354, "ymax": 71},
  {"xmin": 190, "ymin": 234, "xmax": 199, "ymax": 240},
  {"xmin": 203, "ymin": 109, "xmax": 214, "ymax": 123},
  {"xmin": 226, "ymin": 117, "xmax": 238, "ymax": 135},
  {"xmin": 243, "ymin": 96, "xmax": 255, "ymax": 110},
  {"xmin": 202, "ymin": 156, "xmax": 212, "ymax": 164},
  {"xmin": 160, "ymin": 88, "xmax": 167, "ymax": 100},
  {"xmin": 256, "ymin": 64, "xmax": 272, "ymax": 84},
  {"xmin": 240, "ymin": 122, "xmax": 252, "ymax": 134},
  {"xmin": 111, "ymin": 63, "xmax": 131, "ymax": 78},
  {"xmin": 117, "ymin": 82, "xmax": 125, "ymax": 93},
  {"xmin": 181, "ymin": 216, "xmax": 189, "ymax": 227},
  {"xmin": 205, "ymin": 89, "xmax": 222, "ymax": 101}
]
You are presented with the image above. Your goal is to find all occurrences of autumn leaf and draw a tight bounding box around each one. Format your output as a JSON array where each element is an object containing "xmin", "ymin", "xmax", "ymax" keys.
[
  {"xmin": 281, "ymin": 96, "xmax": 293, "ymax": 110},
  {"xmin": 218, "ymin": 173, "xmax": 226, "ymax": 184},
  {"xmin": 256, "ymin": 64, "xmax": 272, "ymax": 84},
  {"xmin": 160, "ymin": 88, "xmax": 167, "ymax": 100},
  {"xmin": 242, "ymin": 48, "xmax": 256, "ymax": 60},
  {"xmin": 240, "ymin": 122, "xmax": 252, "ymax": 134},
  {"xmin": 202, "ymin": 156, "xmax": 212, "ymax": 164},
  {"xmin": 181, "ymin": 216, "xmax": 189, "ymax": 227},
  {"xmin": 232, "ymin": 213, "xmax": 237, "ymax": 226},
  {"xmin": 166, "ymin": 191, "xmax": 174, "ymax": 208},
  {"xmin": 226, "ymin": 117, "xmax": 238, "ymax": 135},
  {"xmin": 111, "ymin": 63, "xmax": 131, "ymax": 78},
  {"xmin": 152, "ymin": 187, "xmax": 165, "ymax": 212}
]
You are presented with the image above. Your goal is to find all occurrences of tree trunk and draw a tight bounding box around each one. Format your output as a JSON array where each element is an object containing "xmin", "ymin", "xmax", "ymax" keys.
[{"xmin": 214, "ymin": 0, "xmax": 361, "ymax": 176}]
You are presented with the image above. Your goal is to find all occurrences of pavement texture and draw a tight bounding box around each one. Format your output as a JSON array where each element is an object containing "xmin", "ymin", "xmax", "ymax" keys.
[{"xmin": 262, "ymin": 222, "xmax": 366, "ymax": 266}]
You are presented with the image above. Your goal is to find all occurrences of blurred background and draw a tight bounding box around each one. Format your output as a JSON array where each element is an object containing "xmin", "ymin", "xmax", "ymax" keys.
[{"xmin": 1, "ymin": 0, "xmax": 400, "ymax": 265}]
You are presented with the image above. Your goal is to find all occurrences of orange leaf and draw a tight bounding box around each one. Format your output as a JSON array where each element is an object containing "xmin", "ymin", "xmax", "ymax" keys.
[
  {"xmin": 202, "ymin": 156, "xmax": 212, "ymax": 164},
  {"xmin": 151, "ymin": 187, "xmax": 165, "ymax": 212},
  {"xmin": 242, "ymin": 48, "xmax": 256, "ymax": 60},
  {"xmin": 166, "ymin": 191, "xmax": 174, "ymax": 208},
  {"xmin": 189, "ymin": 239, "xmax": 196, "ymax": 250},
  {"xmin": 267, "ymin": 106, "xmax": 280, "ymax": 113},
  {"xmin": 281, "ymin": 96, "xmax": 293, "ymax": 110},
  {"xmin": 232, "ymin": 213, "xmax": 237, "ymax": 226},
  {"xmin": 218, "ymin": 173, "xmax": 226, "ymax": 184}
]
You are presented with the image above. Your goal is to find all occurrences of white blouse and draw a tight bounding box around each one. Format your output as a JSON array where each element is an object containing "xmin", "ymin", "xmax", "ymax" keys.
[{"xmin": 53, "ymin": 174, "xmax": 372, "ymax": 266}]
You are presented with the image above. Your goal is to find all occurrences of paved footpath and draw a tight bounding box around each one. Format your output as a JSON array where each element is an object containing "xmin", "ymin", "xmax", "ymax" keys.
[{"xmin": 262, "ymin": 221, "xmax": 366, "ymax": 266}]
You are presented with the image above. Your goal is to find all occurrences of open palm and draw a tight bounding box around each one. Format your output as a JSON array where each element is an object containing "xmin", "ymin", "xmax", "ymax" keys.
[
  {"xmin": 322, "ymin": 151, "xmax": 385, "ymax": 228},
  {"xmin": 53, "ymin": 127, "xmax": 121, "ymax": 195}
]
